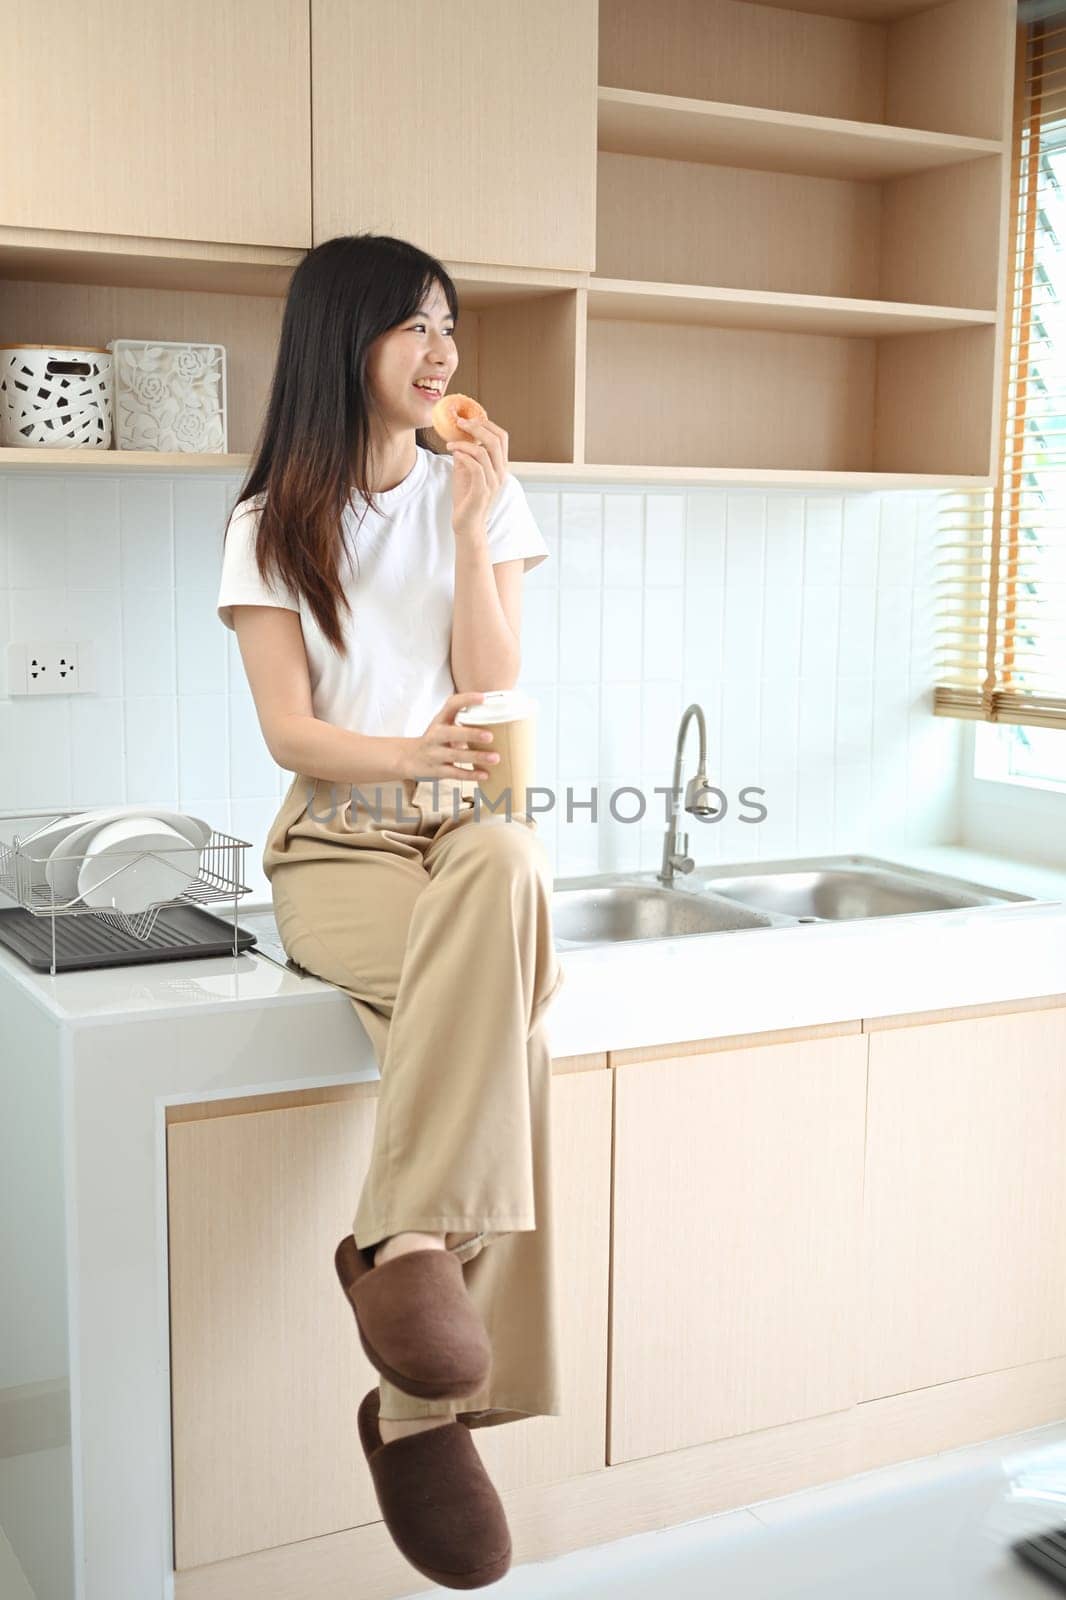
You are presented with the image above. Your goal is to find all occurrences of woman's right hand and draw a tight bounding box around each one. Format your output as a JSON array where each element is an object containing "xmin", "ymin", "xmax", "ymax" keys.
[{"xmin": 398, "ymin": 692, "xmax": 501, "ymax": 783}]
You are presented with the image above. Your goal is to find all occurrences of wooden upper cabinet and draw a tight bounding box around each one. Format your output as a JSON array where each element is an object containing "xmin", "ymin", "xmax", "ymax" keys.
[
  {"xmin": 0, "ymin": 1, "xmax": 312, "ymax": 247},
  {"xmin": 310, "ymin": 0, "xmax": 598, "ymax": 272}
]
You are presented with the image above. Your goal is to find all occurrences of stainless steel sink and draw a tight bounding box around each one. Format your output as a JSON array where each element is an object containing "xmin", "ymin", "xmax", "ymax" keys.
[
  {"xmin": 551, "ymin": 881, "xmax": 774, "ymax": 947},
  {"xmin": 562, "ymin": 696, "xmax": 1036, "ymax": 945},
  {"xmin": 549, "ymin": 855, "xmax": 1033, "ymax": 947},
  {"xmin": 694, "ymin": 855, "xmax": 1033, "ymax": 922},
  {"xmin": 242, "ymin": 854, "xmax": 1035, "ymax": 966}
]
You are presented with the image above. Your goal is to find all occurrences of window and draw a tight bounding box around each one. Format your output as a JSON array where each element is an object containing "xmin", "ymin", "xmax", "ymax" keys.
[
  {"xmin": 976, "ymin": 720, "xmax": 1066, "ymax": 790},
  {"xmin": 934, "ymin": 10, "xmax": 1066, "ymax": 749}
]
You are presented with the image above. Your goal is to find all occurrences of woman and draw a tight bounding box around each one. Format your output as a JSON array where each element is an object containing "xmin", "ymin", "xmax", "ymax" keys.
[{"xmin": 216, "ymin": 233, "xmax": 566, "ymax": 1589}]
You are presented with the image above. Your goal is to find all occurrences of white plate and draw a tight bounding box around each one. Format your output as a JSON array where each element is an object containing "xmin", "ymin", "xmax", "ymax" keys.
[
  {"xmin": 18, "ymin": 806, "xmax": 211, "ymax": 891},
  {"xmin": 43, "ymin": 809, "xmax": 211, "ymax": 905},
  {"xmin": 77, "ymin": 819, "xmax": 201, "ymax": 914}
]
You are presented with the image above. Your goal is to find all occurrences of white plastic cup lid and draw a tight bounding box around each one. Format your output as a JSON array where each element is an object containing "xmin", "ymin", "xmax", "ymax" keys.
[{"xmin": 455, "ymin": 690, "xmax": 539, "ymax": 725}]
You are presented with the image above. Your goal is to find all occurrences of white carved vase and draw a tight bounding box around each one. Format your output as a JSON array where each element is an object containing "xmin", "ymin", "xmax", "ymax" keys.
[{"xmin": 107, "ymin": 339, "xmax": 228, "ymax": 453}]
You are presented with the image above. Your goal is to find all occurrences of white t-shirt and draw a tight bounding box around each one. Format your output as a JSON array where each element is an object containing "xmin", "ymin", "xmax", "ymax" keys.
[{"xmin": 217, "ymin": 446, "xmax": 550, "ymax": 738}]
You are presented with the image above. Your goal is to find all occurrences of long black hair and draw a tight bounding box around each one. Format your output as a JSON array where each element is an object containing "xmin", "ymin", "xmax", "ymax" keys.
[{"xmin": 230, "ymin": 232, "xmax": 459, "ymax": 652}]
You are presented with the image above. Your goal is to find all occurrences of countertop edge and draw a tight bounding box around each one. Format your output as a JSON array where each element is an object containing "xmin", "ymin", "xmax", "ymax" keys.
[{"xmin": 3, "ymin": 844, "xmax": 1065, "ymax": 1046}]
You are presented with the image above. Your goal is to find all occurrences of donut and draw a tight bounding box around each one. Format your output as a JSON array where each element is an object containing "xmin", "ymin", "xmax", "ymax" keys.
[{"xmin": 430, "ymin": 391, "xmax": 488, "ymax": 443}]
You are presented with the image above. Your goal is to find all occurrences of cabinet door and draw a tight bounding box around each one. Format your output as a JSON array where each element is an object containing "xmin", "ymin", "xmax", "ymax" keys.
[
  {"xmin": 167, "ymin": 1063, "xmax": 611, "ymax": 1571},
  {"xmin": 0, "ymin": 2, "xmax": 311, "ymax": 246},
  {"xmin": 310, "ymin": 0, "xmax": 597, "ymax": 272},
  {"xmin": 863, "ymin": 1006, "xmax": 1066, "ymax": 1399},
  {"xmin": 609, "ymin": 1034, "xmax": 868, "ymax": 1465}
]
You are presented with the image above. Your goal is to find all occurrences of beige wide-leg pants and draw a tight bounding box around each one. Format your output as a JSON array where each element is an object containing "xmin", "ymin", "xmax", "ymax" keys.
[{"xmin": 262, "ymin": 770, "xmax": 566, "ymax": 1431}]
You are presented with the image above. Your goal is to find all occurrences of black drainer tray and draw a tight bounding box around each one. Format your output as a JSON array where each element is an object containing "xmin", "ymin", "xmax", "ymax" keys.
[
  {"xmin": 0, "ymin": 903, "xmax": 258, "ymax": 973},
  {"xmin": 1012, "ymin": 1524, "xmax": 1066, "ymax": 1589}
]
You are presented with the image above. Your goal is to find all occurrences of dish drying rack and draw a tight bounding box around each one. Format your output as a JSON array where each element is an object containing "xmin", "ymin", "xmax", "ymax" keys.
[{"xmin": 0, "ymin": 809, "xmax": 253, "ymax": 975}]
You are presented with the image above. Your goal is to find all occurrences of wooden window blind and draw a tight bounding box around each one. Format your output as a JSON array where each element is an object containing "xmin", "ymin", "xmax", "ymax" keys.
[{"xmin": 934, "ymin": 10, "xmax": 1066, "ymax": 732}]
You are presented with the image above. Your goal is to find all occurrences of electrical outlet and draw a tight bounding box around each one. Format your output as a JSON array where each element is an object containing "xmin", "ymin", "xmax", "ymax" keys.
[{"xmin": 6, "ymin": 640, "xmax": 96, "ymax": 696}]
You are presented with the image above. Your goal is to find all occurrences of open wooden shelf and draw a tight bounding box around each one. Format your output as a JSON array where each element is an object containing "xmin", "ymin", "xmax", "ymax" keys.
[
  {"xmin": 582, "ymin": 273, "xmax": 997, "ymax": 477},
  {"xmin": 595, "ymin": 143, "xmax": 1004, "ymax": 318},
  {"xmin": 0, "ymin": 448, "xmax": 250, "ymax": 472},
  {"xmin": 0, "ymin": 252, "xmax": 583, "ymax": 464},
  {"xmin": 0, "ymin": 0, "xmax": 1014, "ymax": 489},
  {"xmin": 0, "ymin": 446, "xmax": 988, "ymax": 492},
  {"xmin": 585, "ymin": 317, "xmax": 995, "ymax": 477},
  {"xmin": 738, "ymin": 0, "xmax": 980, "ymax": 26},
  {"xmin": 598, "ymin": 0, "xmax": 1010, "ymax": 141},
  {"xmin": 598, "ymin": 88, "xmax": 1004, "ymax": 183},
  {"xmin": 0, "ymin": 226, "xmax": 302, "ymax": 297},
  {"xmin": 570, "ymin": 465, "xmax": 990, "ymax": 488},
  {"xmin": 587, "ymin": 278, "xmax": 997, "ymax": 337},
  {"xmin": 588, "ymin": 0, "xmax": 1013, "ymax": 482}
]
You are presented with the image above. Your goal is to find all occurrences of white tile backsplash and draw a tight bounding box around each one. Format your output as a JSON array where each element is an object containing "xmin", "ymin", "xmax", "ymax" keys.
[
  {"xmin": 559, "ymin": 492, "xmax": 603, "ymax": 586},
  {"xmin": 600, "ymin": 683, "xmax": 639, "ymax": 774},
  {"xmin": 556, "ymin": 683, "xmax": 600, "ymax": 775},
  {"xmin": 70, "ymin": 697, "xmax": 124, "ymax": 807},
  {"xmin": 122, "ymin": 588, "xmax": 174, "ymax": 694},
  {"xmin": 558, "ymin": 587, "xmax": 601, "ymax": 682},
  {"xmin": 67, "ymin": 477, "xmax": 120, "ymax": 588},
  {"xmin": 644, "ymin": 494, "xmax": 684, "ymax": 584},
  {"xmin": 758, "ymin": 679, "xmax": 798, "ymax": 773},
  {"xmin": 641, "ymin": 587, "xmax": 684, "ymax": 679},
  {"xmin": 683, "ymin": 583, "xmax": 724, "ymax": 681},
  {"xmin": 518, "ymin": 588, "xmax": 559, "ymax": 682},
  {"xmin": 119, "ymin": 479, "xmax": 173, "ymax": 587},
  {"xmin": 0, "ymin": 471, "xmax": 961, "ymax": 903},
  {"xmin": 601, "ymin": 588, "xmax": 643, "ymax": 681},
  {"xmin": 8, "ymin": 478, "xmax": 67, "ymax": 589},
  {"xmin": 802, "ymin": 495, "xmax": 843, "ymax": 584},
  {"xmin": 0, "ymin": 590, "xmax": 10, "ymax": 700},
  {"xmin": 841, "ymin": 494, "xmax": 879, "ymax": 585},
  {"xmin": 641, "ymin": 680, "xmax": 685, "ymax": 772},
  {"xmin": 835, "ymin": 676, "xmax": 874, "ymax": 766},
  {"xmin": 603, "ymin": 493, "xmax": 644, "ymax": 585},
  {"xmin": 726, "ymin": 493, "xmax": 765, "ymax": 585},
  {"xmin": 800, "ymin": 585, "xmax": 841, "ymax": 678},
  {"xmin": 173, "ymin": 478, "xmax": 231, "ymax": 590},
  {"xmin": 0, "ymin": 485, "xmax": 8, "ymax": 589},
  {"xmin": 837, "ymin": 585, "xmax": 876, "ymax": 678},
  {"xmin": 123, "ymin": 697, "xmax": 177, "ymax": 805}
]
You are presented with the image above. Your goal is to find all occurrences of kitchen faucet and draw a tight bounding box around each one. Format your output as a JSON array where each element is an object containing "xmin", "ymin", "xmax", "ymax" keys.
[{"xmin": 657, "ymin": 702, "xmax": 722, "ymax": 886}]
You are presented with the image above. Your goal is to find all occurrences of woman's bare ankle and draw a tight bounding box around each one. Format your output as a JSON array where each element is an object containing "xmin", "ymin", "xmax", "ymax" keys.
[
  {"xmin": 379, "ymin": 1413, "xmax": 453, "ymax": 1442},
  {"xmin": 373, "ymin": 1230, "xmax": 446, "ymax": 1267}
]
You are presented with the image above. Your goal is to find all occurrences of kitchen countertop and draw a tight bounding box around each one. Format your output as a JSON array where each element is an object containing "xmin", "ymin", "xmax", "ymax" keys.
[
  {"xmin": 2, "ymin": 844, "xmax": 1065, "ymax": 1058},
  {"xmin": 4, "ymin": 843, "xmax": 1063, "ymax": 1600}
]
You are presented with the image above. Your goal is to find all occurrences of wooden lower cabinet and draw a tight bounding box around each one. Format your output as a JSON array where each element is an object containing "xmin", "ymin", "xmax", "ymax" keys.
[
  {"xmin": 607, "ymin": 1002, "xmax": 1066, "ymax": 1469},
  {"xmin": 167, "ymin": 1001, "xmax": 1066, "ymax": 1590},
  {"xmin": 862, "ymin": 1004, "xmax": 1066, "ymax": 1399},
  {"xmin": 608, "ymin": 1031, "xmax": 868, "ymax": 1464},
  {"xmin": 167, "ymin": 1056, "xmax": 611, "ymax": 1573}
]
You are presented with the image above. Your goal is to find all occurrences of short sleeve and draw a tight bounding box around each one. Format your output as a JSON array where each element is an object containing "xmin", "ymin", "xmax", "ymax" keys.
[
  {"xmin": 485, "ymin": 473, "xmax": 550, "ymax": 573},
  {"xmin": 217, "ymin": 498, "xmax": 301, "ymax": 631}
]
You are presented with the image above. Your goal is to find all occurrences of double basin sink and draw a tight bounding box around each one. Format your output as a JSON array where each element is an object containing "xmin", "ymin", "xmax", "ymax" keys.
[{"xmin": 550, "ymin": 855, "xmax": 1034, "ymax": 949}]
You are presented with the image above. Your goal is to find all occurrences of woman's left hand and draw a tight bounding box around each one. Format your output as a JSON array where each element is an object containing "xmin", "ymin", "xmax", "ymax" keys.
[{"xmin": 446, "ymin": 416, "xmax": 509, "ymax": 540}]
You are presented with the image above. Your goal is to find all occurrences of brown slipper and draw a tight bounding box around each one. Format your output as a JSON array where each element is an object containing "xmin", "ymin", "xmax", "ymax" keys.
[
  {"xmin": 335, "ymin": 1235, "xmax": 492, "ymax": 1400},
  {"xmin": 358, "ymin": 1386, "xmax": 512, "ymax": 1590}
]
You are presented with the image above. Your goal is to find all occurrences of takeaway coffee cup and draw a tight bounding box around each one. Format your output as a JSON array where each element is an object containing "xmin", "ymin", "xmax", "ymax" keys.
[{"xmin": 455, "ymin": 691, "xmax": 538, "ymax": 818}]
